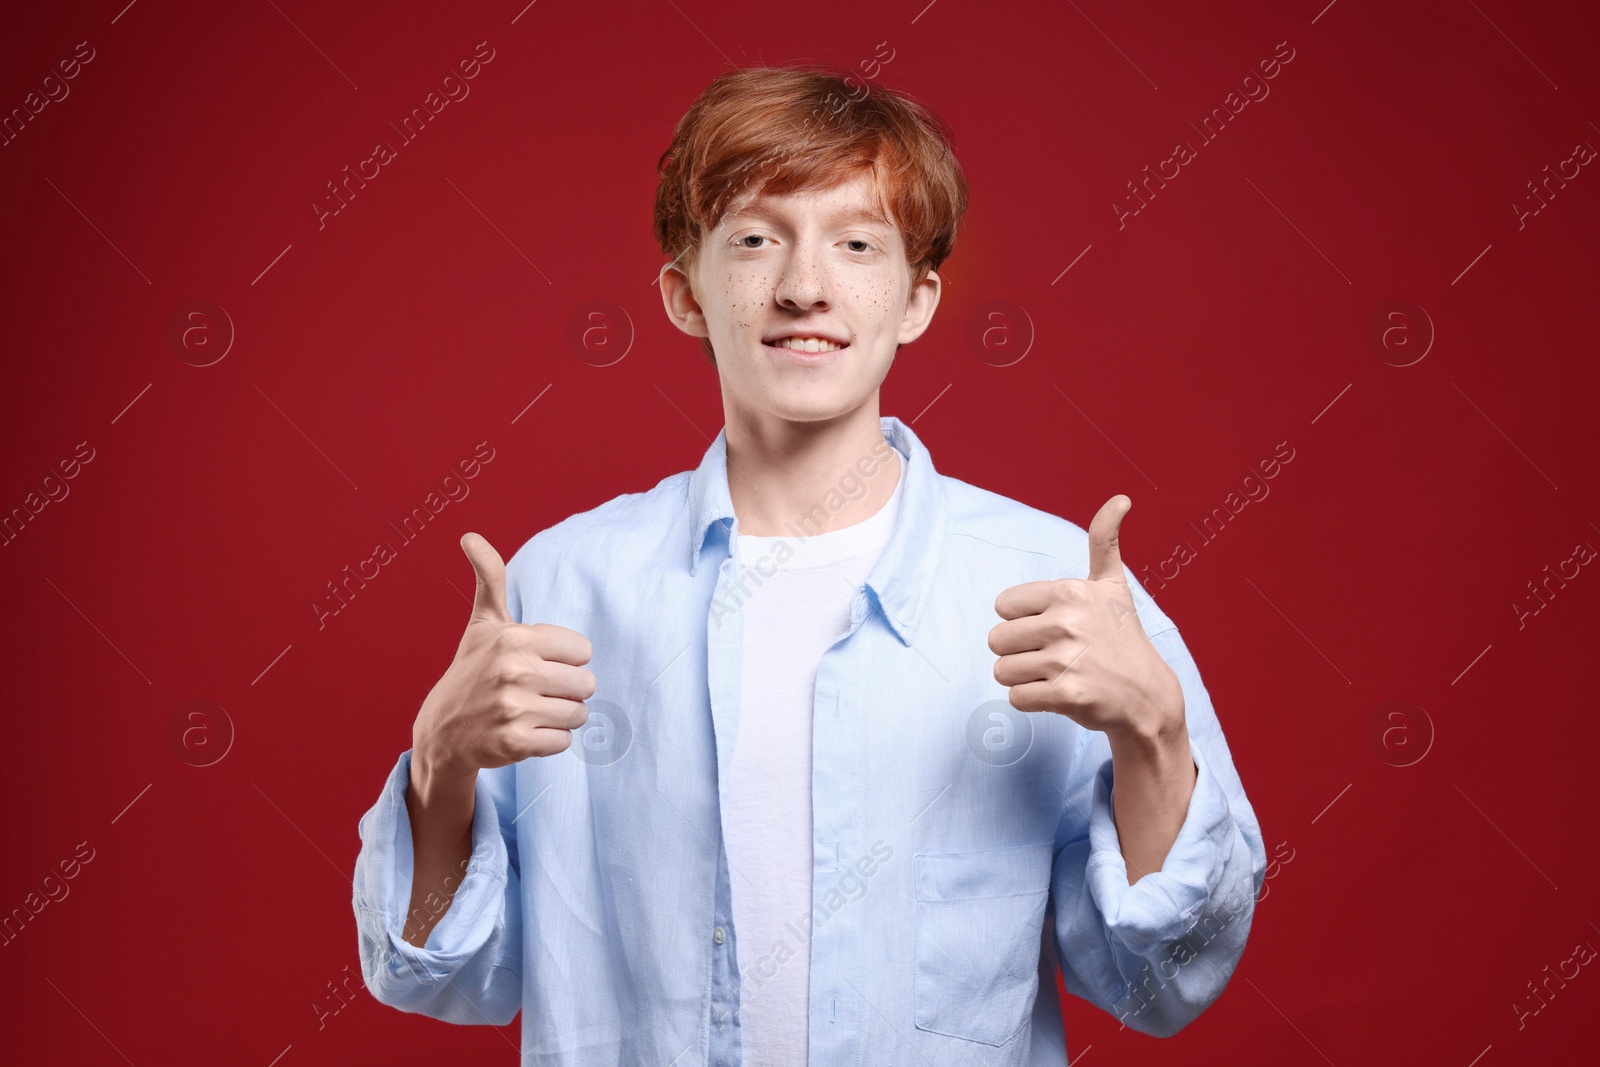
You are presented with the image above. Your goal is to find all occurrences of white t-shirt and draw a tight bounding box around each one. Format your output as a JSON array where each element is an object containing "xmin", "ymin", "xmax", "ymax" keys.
[{"xmin": 725, "ymin": 447, "xmax": 906, "ymax": 1065}]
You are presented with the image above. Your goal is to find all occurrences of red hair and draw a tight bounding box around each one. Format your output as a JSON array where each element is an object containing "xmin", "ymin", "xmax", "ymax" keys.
[{"xmin": 654, "ymin": 64, "xmax": 970, "ymax": 365}]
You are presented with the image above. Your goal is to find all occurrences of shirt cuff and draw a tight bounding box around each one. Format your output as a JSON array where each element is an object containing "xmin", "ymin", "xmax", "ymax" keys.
[
  {"xmin": 1083, "ymin": 738, "xmax": 1234, "ymax": 959},
  {"xmin": 352, "ymin": 749, "xmax": 511, "ymax": 981}
]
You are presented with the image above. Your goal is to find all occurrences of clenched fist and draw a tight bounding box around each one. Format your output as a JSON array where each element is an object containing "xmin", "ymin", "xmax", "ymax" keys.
[
  {"xmin": 411, "ymin": 532, "xmax": 596, "ymax": 774},
  {"xmin": 988, "ymin": 495, "xmax": 1184, "ymax": 741}
]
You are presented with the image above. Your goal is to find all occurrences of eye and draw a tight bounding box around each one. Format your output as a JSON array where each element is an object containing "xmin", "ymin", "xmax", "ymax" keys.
[
  {"xmin": 735, "ymin": 234, "xmax": 770, "ymax": 249},
  {"xmin": 845, "ymin": 238, "xmax": 874, "ymax": 253}
]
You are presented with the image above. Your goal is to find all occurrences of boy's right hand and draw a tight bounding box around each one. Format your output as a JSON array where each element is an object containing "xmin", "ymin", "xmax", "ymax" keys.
[{"xmin": 411, "ymin": 532, "xmax": 595, "ymax": 776}]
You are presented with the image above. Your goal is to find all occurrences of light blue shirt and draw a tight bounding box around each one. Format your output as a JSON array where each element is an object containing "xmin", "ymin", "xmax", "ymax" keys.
[{"xmin": 353, "ymin": 415, "xmax": 1267, "ymax": 1066}]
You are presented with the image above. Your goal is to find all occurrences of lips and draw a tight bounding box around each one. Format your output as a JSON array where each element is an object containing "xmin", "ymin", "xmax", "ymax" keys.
[
  {"xmin": 762, "ymin": 336, "xmax": 851, "ymax": 354},
  {"xmin": 761, "ymin": 327, "xmax": 850, "ymax": 346}
]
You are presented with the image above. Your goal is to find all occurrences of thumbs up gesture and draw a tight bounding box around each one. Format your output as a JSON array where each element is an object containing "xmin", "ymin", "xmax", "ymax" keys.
[
  {"xmin": 988, "ymin": 496, "xmax": 1184, "ymax": 740},
  {"xmin": 411, "ymin": 533, "xmax": 597, "ymax": 774}
]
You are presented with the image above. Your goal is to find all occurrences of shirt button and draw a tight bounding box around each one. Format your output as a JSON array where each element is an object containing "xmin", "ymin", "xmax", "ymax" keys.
[{"xmin": 713, "ymin": 926, "xmax": 726, "ymax": 944}]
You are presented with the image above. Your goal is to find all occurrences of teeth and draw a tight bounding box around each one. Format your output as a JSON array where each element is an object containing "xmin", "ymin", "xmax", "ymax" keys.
[{"xmin": 772, "ymin": 337, "xmax": 844, "ymax": 352}]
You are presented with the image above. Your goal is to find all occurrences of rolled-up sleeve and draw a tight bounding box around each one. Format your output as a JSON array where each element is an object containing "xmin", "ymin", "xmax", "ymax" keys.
[
  {"xmin": 352, "ymin": 749, "xmax": 523, "ymax": 1026},
  {"xmin": 1050, "ymin": 624, "xmax": 1266, "ymax": 1038}
]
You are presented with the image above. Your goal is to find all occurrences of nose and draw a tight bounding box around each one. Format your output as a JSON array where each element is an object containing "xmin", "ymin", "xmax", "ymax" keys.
[{"xmin": 773, "ymin": 239, "xmax": 831, "ymax": 311}]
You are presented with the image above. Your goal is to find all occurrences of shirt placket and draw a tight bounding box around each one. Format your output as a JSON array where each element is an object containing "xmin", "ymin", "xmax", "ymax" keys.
[
  {"xmin": 705, "ymin": 525, "xmax": 745, "ymax": 1066},
  {"xmin": 806, "ymin": 584, "xmax": 875, "ymax": 1067}
]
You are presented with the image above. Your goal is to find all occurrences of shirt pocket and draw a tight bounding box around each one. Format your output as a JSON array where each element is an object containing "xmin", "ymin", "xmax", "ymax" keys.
[{"xmin": 913, "ymin": 841, "xmax": 1052, "ymax": 1047}]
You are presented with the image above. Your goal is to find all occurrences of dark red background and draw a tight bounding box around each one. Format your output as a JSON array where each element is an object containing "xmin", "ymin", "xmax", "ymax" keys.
[{"xmin": 2, "ymin": 1, "xmax": 1597, "ymax": 1063}]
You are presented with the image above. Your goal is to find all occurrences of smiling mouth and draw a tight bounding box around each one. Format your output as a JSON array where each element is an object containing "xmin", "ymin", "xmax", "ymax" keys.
[{"xmin": 762, "ymin": 338, "xmax": 850, "ymax": 354}]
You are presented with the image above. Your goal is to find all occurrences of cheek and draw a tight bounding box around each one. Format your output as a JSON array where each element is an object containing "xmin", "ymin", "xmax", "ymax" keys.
[
  {"xmin": 718, "ymin": 272, "xmax": 771, "ymax": 333},
  {"xmin": 857, "ymin": 275, "xmax": 902, "ymax": 330}
]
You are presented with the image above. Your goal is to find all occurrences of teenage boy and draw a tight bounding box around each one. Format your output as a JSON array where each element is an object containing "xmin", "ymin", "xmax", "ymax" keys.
[{"xmin": 354, "ymin": 65, "xmax": 1266, "ymax": 1066}]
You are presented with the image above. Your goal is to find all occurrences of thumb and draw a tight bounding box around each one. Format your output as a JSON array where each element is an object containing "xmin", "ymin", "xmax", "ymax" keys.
[
  {"xmin": 1087, "ymin": 495, "xmax": 1131, "ymax": 583},
  {"xmin": 460, "ymin": 532, "xmax": 511, "ymax": 624}
]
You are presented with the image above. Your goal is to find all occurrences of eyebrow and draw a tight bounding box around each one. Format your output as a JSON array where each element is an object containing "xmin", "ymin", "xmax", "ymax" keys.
[{"xmin": 723, "ymin": 202, "xmax": 893, "ymax": 228}]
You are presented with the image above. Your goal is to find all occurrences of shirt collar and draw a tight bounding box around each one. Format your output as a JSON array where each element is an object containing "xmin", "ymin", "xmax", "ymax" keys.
[{"xmin": 687, "ymin": 415, "xmax": 946, "ymax": 647}]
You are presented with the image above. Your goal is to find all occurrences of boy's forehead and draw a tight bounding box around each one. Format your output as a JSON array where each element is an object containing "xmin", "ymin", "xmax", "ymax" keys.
[{"xmin": 721, "ymin": 176, "xmax": 895, "ymax": 229}]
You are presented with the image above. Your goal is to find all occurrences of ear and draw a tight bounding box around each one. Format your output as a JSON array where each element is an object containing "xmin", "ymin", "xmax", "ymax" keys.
[
  {"xmin": 896, "ymin": 268, "xmax": 942, "ymax": 346},
  {"xmin": 659, "ymin": 255, "xmax": 710, "ymax": 341}
]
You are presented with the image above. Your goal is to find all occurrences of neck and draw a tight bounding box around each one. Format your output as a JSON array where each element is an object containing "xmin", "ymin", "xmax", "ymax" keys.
[{"xmin": 723, "ymin": 406, "xmax": 902, "ymax": 537}]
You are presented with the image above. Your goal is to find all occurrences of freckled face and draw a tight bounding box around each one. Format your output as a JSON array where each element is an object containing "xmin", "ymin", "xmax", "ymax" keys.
[{"xmin": 684, "ymin": 171, "xmax": 939, "ymax": 425}]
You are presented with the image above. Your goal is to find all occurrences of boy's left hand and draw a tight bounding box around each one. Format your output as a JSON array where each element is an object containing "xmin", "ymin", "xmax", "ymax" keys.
[{"xmin": 988, "ymin": 495, "xmax": 1185, "ymax": 740}]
